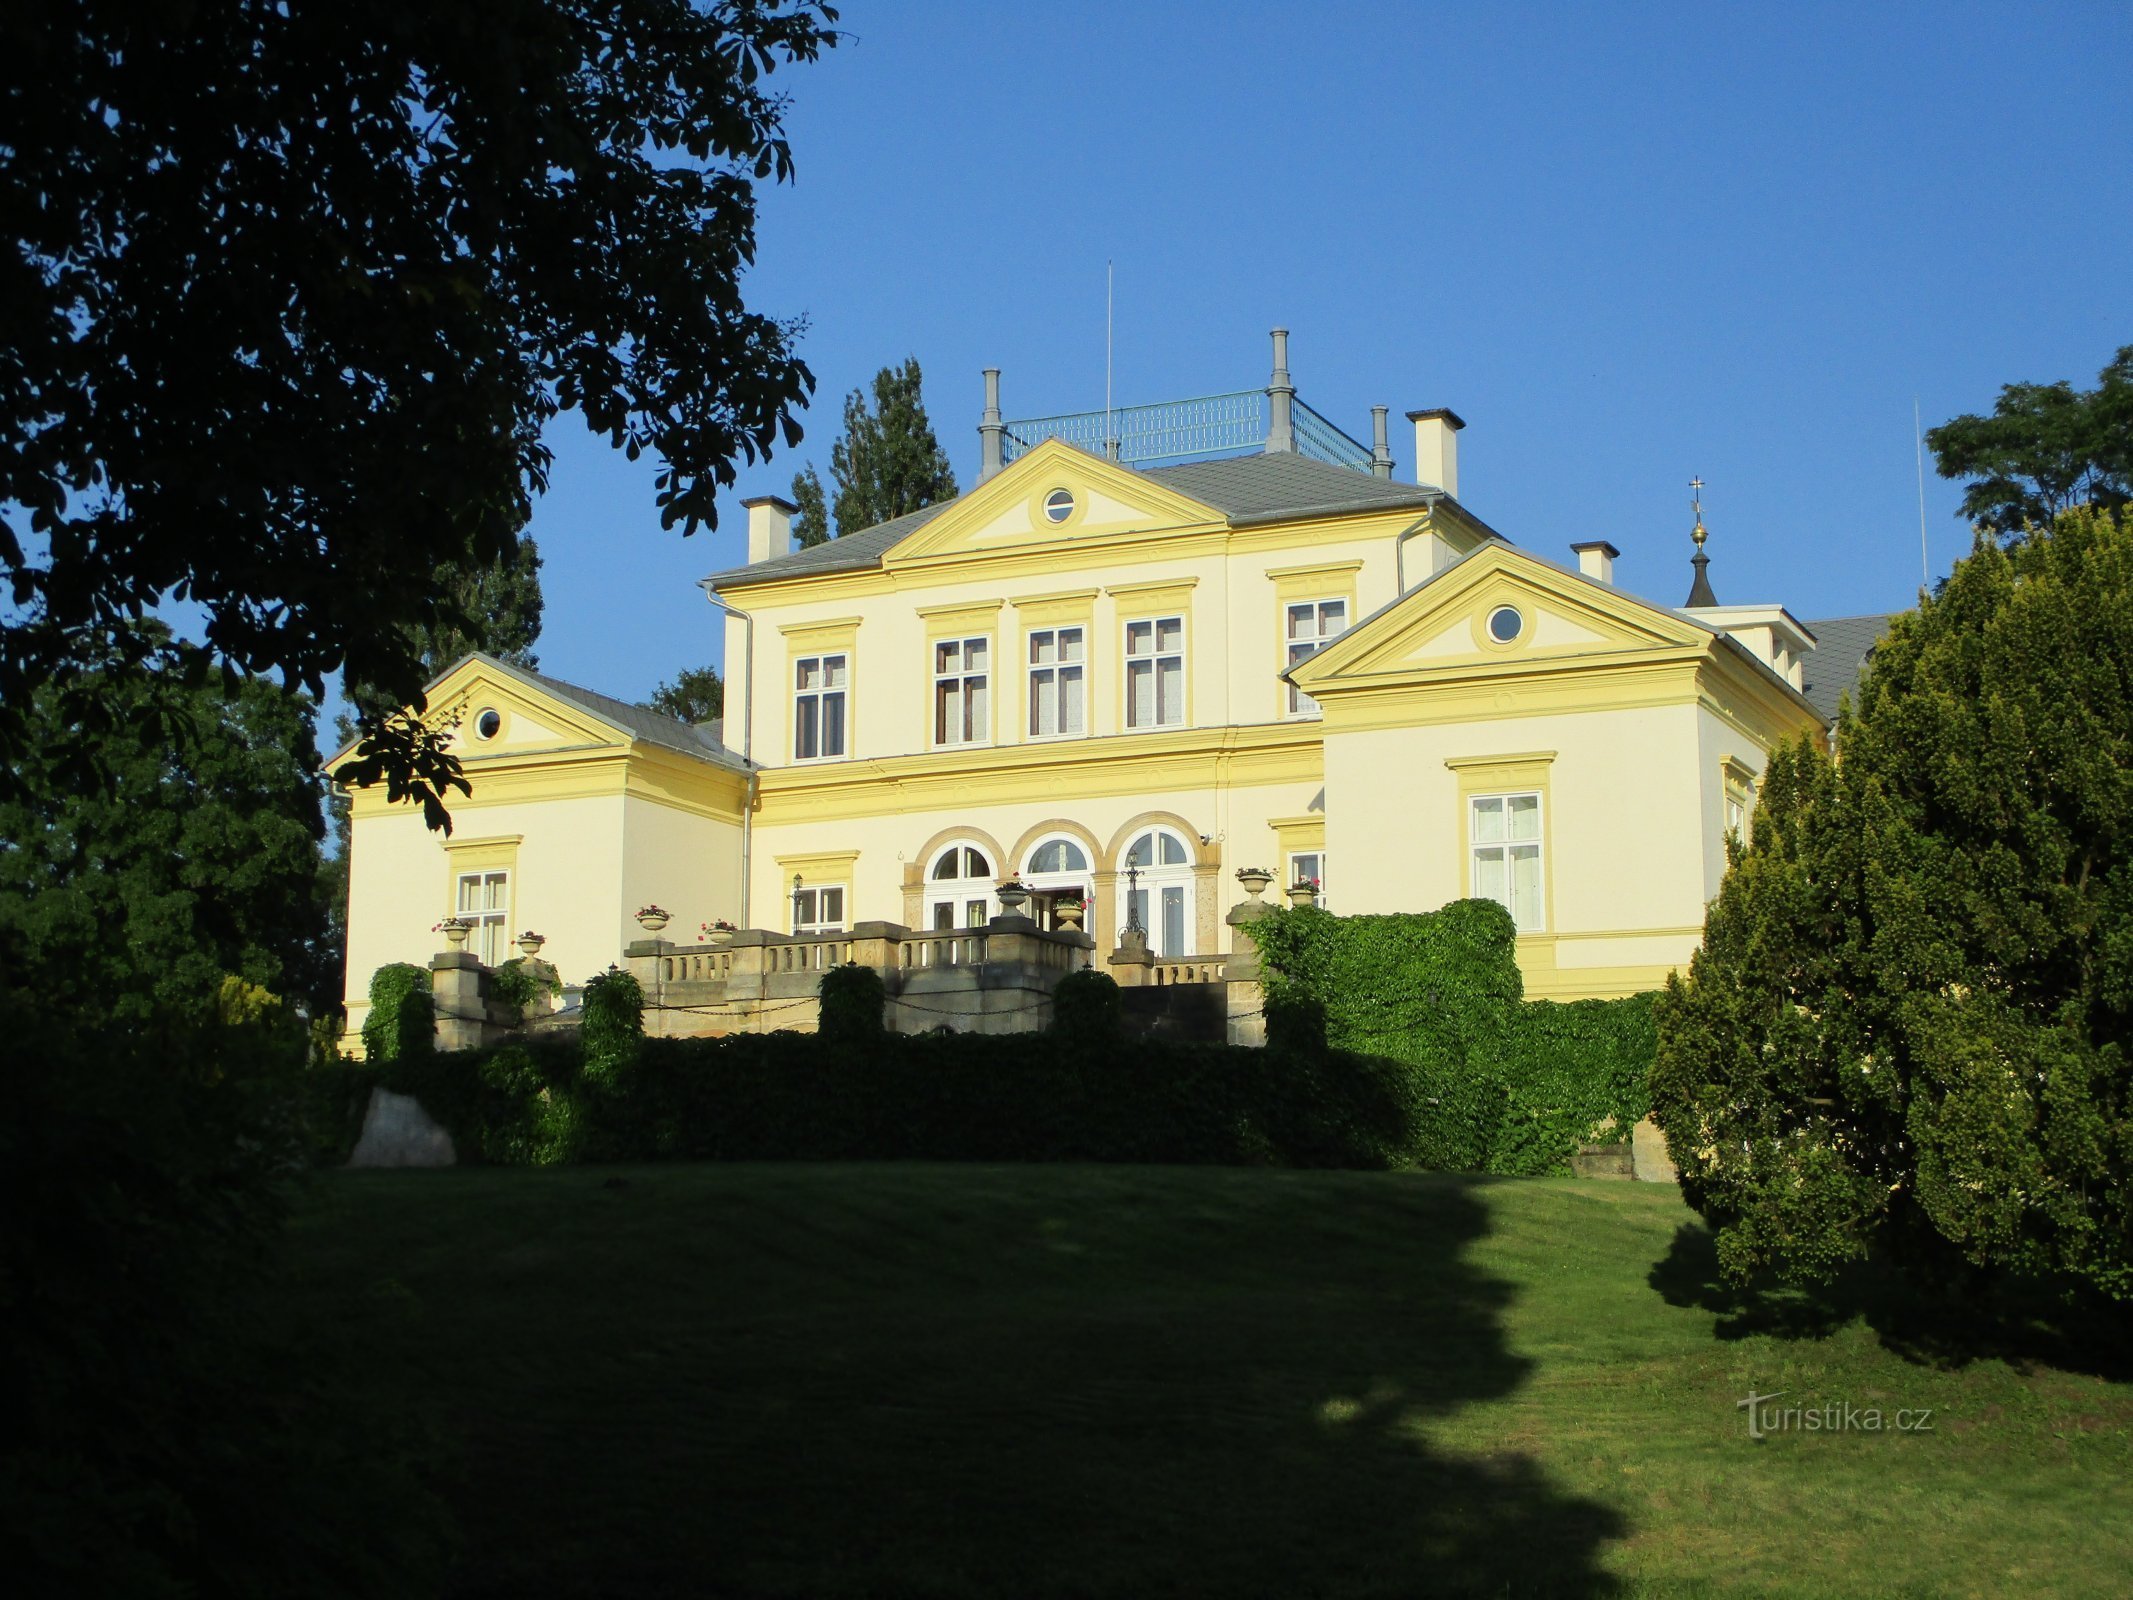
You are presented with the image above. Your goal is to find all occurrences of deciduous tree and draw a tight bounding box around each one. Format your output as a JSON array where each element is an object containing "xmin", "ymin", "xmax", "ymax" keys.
[
  {"xmin": 644, "ymin": 664, "xmax": 725, "ymax": 725},
  {"xmin": 1927, "ymin": 346, "xmax": 2133, "ymax": 537},
  {"xmin": 1, "ymin": 0, "xmax": 838, "ymax": 826}
]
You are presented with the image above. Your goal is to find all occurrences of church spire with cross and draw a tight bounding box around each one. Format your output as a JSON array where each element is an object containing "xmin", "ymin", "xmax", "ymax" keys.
[{"xmin": 1684, "ymin": 476, "xmax": 1719, "ymax": 607}]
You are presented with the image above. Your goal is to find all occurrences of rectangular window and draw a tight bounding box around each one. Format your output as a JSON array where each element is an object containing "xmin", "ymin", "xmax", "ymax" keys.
[
  {"xmin": 792, "ymin": 885, "xmax": 846, "ymax": 936},
  {"xmin": 1284, "ymin": 599, "xmax": 1348, "ymax": 715},
  {"xmin": 933, "ymin": 637, "xmax": 989, "ymax": 746},
  {"xmin": 1027, "ymin": 626, "xmax": 1086, "ymax": 738},
  {"xmin": 1287, "ymin": 850, "xmax": 1328, "ymax": 909},
  {"xmin": 1125, "ymin": 614, "xmax": 1185, "ymax": 729},
  {"xmin": 455, "ymin": 870, "xmax": 509, "ymax": 966},
  {"xmin": 794, "ymin": 654, "xmax": 848, "ymax": 761},
  {"xmin": 1725, "ymin": 777, "xmax": 1755, "ymax": 843},
  {"xmin": 1126, "ymin": 883, "xmax": 1190, "ymax": 959},
  {"xmin": 1470, "ymin": 793, "xmax": 1544, "ymax": 932}
]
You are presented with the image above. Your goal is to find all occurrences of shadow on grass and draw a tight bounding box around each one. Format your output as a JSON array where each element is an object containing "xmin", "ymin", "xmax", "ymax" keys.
[
  {"xmin": 331, "ymin": 1168, "xmax": 1627, "ymax": 1599},
  {"xmin": 1648, "ymin": 1222, "xmax": 2133, "ymax": 1380}
]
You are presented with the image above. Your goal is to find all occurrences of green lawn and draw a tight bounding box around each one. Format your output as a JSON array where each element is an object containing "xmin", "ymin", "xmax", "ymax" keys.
[{"xmin": 285, "ymin": 1166, "xmax": 2132, "ymax": 1598}]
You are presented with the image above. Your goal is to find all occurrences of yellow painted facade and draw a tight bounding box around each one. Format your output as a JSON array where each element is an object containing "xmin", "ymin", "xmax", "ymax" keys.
[{"xmin": 337, "ymin": 431, "xmax": 1834, "ymax": 1027}]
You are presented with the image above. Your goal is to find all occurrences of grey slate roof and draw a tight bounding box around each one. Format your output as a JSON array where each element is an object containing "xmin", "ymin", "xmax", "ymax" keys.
[
  {"xmin": 705, "ymin": 451, "xmax": 1453, "ymax": 591},
  {"xmin": 1799, "ymin": 614, "xmax": 1896, "ymax": 722},
  {"xmin": 518, "ymin": 663, "xmax": 749, "ymax": 769}
]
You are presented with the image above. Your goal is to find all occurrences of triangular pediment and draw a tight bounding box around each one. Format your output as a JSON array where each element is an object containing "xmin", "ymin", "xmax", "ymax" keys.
[
  {"xmin": 327, "ymin": 655, "xmax": 632, "ymax": 772},
  {"xmin": 1291, "ymin": 544, "xmax": 1711, "ymax": 693},
  {"xmin": 883, "ymin": 437, "xmax": 1226, "ymax": 567}
]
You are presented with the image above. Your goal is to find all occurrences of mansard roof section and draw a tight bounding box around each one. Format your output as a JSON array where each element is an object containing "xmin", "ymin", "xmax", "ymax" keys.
[{"xmin": 704, "ymin": 445, "xmax": 1485, "ymax": 591}]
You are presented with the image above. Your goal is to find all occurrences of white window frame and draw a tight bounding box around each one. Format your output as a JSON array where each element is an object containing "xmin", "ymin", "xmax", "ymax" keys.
[
  {"xmin": 1125, "ymin": 614, "xmax": 1185, "ymax": 730},
  {"xmin": 1469, "ymin": 792, "xmax": 1545, "ymax": 933},
  {"xmin": 793, "ymin": 653, "xmax": 849, "ymax": 762},
  {"xmin": 932, "ymin": 635, "xmax": 990, "ymax": 747},
  {"xmin": 792, "ymin": 884, "xmax": 847, "ymax": 936},
  {"xmin": 926, "ymin": 843, "xmax": 996, "ymax": 930},
  {"xmin": 1026, "ymin": 625, "xmax": 1086, "ymax": 740},
  {"xmin": 1284, "ymin": 599, "xmax": 1348, "ymax": 717},
  {"xmin": 455, "ymin": 869, "xmax": 509, "ymax": 966},
  {"xmin": 1122, "ymin": 826, "xmax": 1195, "ymax": 958},
  {"xmin": 1286, "ymin": 850, "xmax": 1328, "ymax": 909}
]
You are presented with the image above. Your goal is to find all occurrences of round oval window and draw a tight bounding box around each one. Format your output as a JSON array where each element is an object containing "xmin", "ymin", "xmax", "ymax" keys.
[
  {"xmin": 1043, "ymin": 488, "xmax": 1075, "ymax": 523},
  {"xmin": 475, "ymin": 708, "xmax": 502, "ymax": 740},
  {"xmin": 1487, "ymin": 605, "xmax": 1524, "ymax": 643}
]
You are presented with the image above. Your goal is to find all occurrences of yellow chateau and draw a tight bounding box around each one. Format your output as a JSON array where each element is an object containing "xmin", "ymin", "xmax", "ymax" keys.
[{"xmin": 337, "ymin": 335, "xmax": 1884, "ymax": 1042}]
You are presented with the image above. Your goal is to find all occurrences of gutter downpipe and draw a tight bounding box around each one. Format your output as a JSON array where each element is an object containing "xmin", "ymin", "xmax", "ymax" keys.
[
  {"xmin": 700, "ymin": 583, "xmax": 757, "ymax": 923},
  {"xmin": 1391, "ymin": 504, "xmax": 1439, "ymax": 596}
]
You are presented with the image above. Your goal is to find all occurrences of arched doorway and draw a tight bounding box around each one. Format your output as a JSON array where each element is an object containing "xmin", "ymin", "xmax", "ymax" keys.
[
  {"xmin": 1121, "ymin": 826, "xmax": 1195, "ymax": 957},
  {"xmin": 1021, "ymin": 834, "xmax": 1093, "ymax": 934},
  {"xmin": 926, "ymin": 842, "xmax": 995, "ymax": 930}
]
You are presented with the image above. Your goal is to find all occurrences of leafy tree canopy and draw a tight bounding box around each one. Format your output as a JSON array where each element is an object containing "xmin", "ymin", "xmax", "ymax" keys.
[
  {"xmin": 1, "ymin": 0, "xmax": 838, "ymax": 827},
  {"xmin": 788, "ymin": 357, "xmax": 957, "ymax": 547},
  {"xmin": 1652, "ymin": 506, "xmax": 2133, "ymax": 1307},
  {"xmin": 0, "ymin": 624, "xmax": 333, "ymax": 1023},
  {"xmin": 644, "ymin": 664, "xmax": 725, "ymax": 725},
  {"xmin": 1926, "ymin": 345, "xmax": 2133, "ymax": 538}
]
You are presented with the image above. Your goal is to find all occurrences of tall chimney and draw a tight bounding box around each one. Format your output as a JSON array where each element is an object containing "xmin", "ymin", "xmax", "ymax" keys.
[
  {"xmin": 1370, "ymin": 405, "xmax": 1393, "ymax": 479},
  {"xmin": 1266, "ymin": 328, "xmax": 1295, "ymax": 453},
  {"xmin": 1570, "ymin": 540, "xmax": 1619, "ymax": 585},
  {"xmin": 978, "ymin": 367, "xmax": 1005, "ymax": 482},
  {"xmin": 1407, "ymin": 408, "xmax": 1465, "ymax": 497},
  {"xmin": 742, "ymin": 495, "xmax": 797, "ymax": 565}
]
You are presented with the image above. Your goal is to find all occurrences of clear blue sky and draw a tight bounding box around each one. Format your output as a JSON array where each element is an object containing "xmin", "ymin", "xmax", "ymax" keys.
[{"xmin": 520, "ymin": 0, "xmax": 2133, "ymax": 707}]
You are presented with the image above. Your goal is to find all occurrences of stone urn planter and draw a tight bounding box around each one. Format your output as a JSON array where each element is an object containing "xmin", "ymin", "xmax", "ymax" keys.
[
  {"xmin": 636, "ymin": 905, "xmax": 671, "ymax": 935},
  {"xmin": 1286, "ymin": 882, "xmax": 1318, "ymax": 909},
  {"xmin": 1234, "ymin": 867, "xmax": 1274, "ymax": 902},
  {"xmin": 1053, "ymin": 897, "xmax": 1086, "ymax": 932},
  {"xmin": 707, "ymin": 926, "xmax": 735, "ymax": 948},
  {"xmin": 996, "ymin": 882, "xmax": 1031, "ymax": 914},
  {"xmin": 515, "ymin": 932, "xmax": 546, "ymax": 959},
  {"xmin": 440, "ymin": 919, "xmax": 471, "ymax": 951}
]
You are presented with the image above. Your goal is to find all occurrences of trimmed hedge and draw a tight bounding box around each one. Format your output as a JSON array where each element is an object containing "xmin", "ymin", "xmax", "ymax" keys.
[
  {"xmin": 308, "ymin": 1028, "xmax": 1429, "ymax": 1171},
  {"xmin": 1251, "ymin": 899, "xmax": 1657, "ymax": 1175}
]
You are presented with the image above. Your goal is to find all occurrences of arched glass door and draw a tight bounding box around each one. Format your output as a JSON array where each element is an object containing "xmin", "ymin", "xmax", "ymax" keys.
[
  {"xmin": 926, "ymin": 843, "xmax": 994, "ymax": 930},
  {"xmin": 1122, "ymin": 827, "xmax": 1194, "ymax": 957},
  {"xmin": 1021, "ymin": 835, "xmax": 1092, "ymax": 933}
]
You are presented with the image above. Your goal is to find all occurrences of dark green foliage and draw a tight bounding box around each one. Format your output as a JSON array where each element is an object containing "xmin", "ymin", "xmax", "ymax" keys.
[
  {"xmin": 1050, "ymin": 967, "xmax": 1124, "ymax": 1041},
  {"xmin": 581, "ymin": 968, "xmax": 644, "ymax": 1088},
  {"xmin": 0, "ymin": 626, "xmax": 334, "ymax": 1024},
  {"xmin": 788, "ymin": 357, "xmax": 958, "ymax": 545},
  {"xmin": 790, "ymin": 461, "xmax": 831, "ymax": 548},
  {"xmin": 361, "ymin": 963, "xmax": 435, "ymax": 1065},
  {"xmin": 1252, "ymin": 900, "xmax": 1657, "ymax": 1175},
  {"xmin": 642, "ymin": 664, "xmax": 724, "ymax": 726},
  {"xmin": 1, "ymin": 973, "xmax": 449, "ymax": 1596},
  {"xmin": 315, "ymin": 1027, "xmax": 1430, "ymax": 1172},
  {"xmin": 4, "ymin": 0, "xmax": 838, "ymax": 820},
  {"xmin": 490, "ymin": 957, "xmax": 561, "ymax": 1018},
  {"xmin": 1655, "ymin": 507, "xmax": 2133, "ymax": 1304},
  {"xmin": 1927, "ymin": 346, "xmax": 2132, "ymax": 538},
  {"xmin": 819, "ymin": 962, "xmax": 887, "ymax": 1046}
]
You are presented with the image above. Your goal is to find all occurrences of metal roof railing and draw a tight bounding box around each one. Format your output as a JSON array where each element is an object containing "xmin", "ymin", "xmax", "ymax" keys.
[{"xmin": 1003, "ymin": 390, "xmax": 1376, "ymax": 473}]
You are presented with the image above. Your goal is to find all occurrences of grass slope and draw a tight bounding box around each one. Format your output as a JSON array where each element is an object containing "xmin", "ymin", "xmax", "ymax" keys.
[{"xmin": 286, "ymin": 1167, "xmax": 2131, "ymax": 1599}]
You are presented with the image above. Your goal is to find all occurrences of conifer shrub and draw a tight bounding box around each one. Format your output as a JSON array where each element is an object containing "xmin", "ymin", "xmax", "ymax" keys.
[
  {"xmin": 1654, "ymin": 507, "xmax": 2133, "ymax": 1305},
  {"xmin": 359, "ymin": 962, "xmax": 433, "ymax": 1064},
  {"xmin": 1049, "ymin": 967, "xmax": 1122, "ymax": 1042},
  {"xmin": 818, "ymin": 961, "xmax": 887, "ymax": 1048}
]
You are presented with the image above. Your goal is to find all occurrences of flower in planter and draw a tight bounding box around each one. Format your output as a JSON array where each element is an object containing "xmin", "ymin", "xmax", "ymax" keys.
[
  {"xmin": 517, "ymin": 930, "xmax": 544, "ymax": 943},
  {"xmin": 430, "ymin": 916, "xmax": 471, "ymax": 933},
  {"xmin": 636, "ymin": 904, "xmax": 669, "ymax": 920},
  {"xmin": 700, "ymin": 919, "xmax": 738, "ymax": 937}
]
